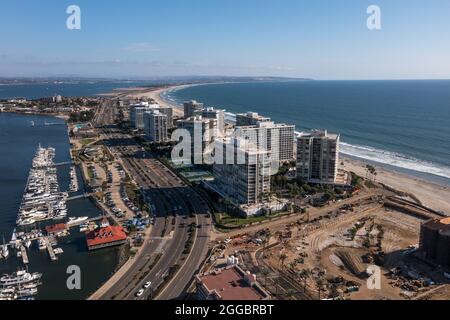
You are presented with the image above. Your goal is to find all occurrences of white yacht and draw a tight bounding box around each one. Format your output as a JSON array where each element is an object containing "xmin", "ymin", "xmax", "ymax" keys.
[
  {"xmin": 0, "ymin": 270, "xmax": 42, "ymax": 287},
  {"xmin": 1, "ymin": 237, "xmax": 9, "ymax": 259},
  {"xmin": 68, "ymin": 216, "xmax": 89, "ymax": 226}
]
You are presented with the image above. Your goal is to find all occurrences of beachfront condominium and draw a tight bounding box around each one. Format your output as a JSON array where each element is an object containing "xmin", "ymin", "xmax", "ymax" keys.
[
  {"xmin": 212, "ymin": 137, "xmax": 271, "ymax": 208},
  {"xmin": 195, "ymin": 107, "xmax": 226, "ymax": 137},
  {"xmin": 296, "ymin": 130, "xmax": 340, "ymax": 184},
  {"xmin": 184, "ymin": 100, "xmax": 204, "ymax": 119},
  {"xmin": 130, "ymin": 103, "xmax": 148, "ymax": 129},
  {"xmin": 144, "ymin": 110, "xmax": 169, "ymax": 143},
  {"xmin": 130, "ymin": 102, "xmax": 173, "ymax": 129},
  {"xmin": 236, "ymin": 112, "xmax": 272, "ymax": 126},
  {"xmin": 176, "ymin": 116, "xmax": 217, "ymax": 164},
  {"xmin": 235, "ymin": 120, "xmax": 296, "ymax": 163}
]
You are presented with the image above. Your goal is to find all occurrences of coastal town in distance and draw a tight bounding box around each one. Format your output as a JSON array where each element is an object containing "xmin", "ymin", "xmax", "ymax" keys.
[{"xmin": 0, "ymin": 1, "xmax": 450, "ymax": 310}]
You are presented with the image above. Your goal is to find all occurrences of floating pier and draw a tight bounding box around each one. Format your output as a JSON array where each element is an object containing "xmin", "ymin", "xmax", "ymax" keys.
[
  {"xmin": 47, "ymin": 243, "xmax": 57, "ymax": 261},
  {"xmin": 20, "ymin": 246, "xmax": 29, "ymax": 264}
]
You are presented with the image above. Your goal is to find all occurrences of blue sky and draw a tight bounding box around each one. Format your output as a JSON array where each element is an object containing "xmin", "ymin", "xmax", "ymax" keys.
[{"xmin": 0, "ymin": 0, "xmax": 449, "ymax": 79}]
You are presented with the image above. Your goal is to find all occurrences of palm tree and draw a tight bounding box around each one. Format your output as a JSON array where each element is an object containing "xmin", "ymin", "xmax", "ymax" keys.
[
  {"xmin": 260, "ymin": 268, "xmax": 270, "ymax": 287},
  {"xmin": 278, "ymin": 252, "xmax": 287, "ymax": 270},
  {"xmin": 316, "ymin": 278, "xmax": 325, "ymax": 300},
  {"xmin": 298, "ymin": 269, "xmax": 310, "ymax": 293}
]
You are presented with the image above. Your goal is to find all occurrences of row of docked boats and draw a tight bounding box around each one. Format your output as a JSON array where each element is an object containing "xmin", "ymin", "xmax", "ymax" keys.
[
  {"xmin": 0, "ymin": 270, "xmax": 42, "ymax": 300},
  {"xmin": 69, "ymin": 166, "xmax": 79, "ymax": 192},
  {"xmin": 16, "ymin": 145, "xmax": 68, "ymax": 227}
]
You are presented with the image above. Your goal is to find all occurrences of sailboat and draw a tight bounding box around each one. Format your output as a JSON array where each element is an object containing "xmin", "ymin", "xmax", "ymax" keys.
[{"xmin": 30, "ymin": 121, "xmax": 35, "ymax": 127}]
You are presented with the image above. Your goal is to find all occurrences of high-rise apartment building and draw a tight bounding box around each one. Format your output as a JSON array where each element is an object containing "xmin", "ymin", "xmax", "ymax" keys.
[
  {"xmin": 236, "ymin": 112, "xmax": 272, "ymax": 127},
  {"xmin": 130, "ymin": 102, "xmax": 173, "ymax": 129},
  {"xmin": 212, "ymin": 137, "xmax": 271, "ymax": 207},
  {"xmin": 296, "ymin": 130, "xmax": 340, "ymax": 184},
  {"xmin": 176, "ymin": 116, "xmax": 217, "ymax": 164},
  {"xmin": 195, "ymin": 107, "xmax": 226, "ymax": 137},
  {"xmin": 236, "ymin": 122, "xmax": 295, "ymax": 163},
  {"xmin": 183, "ymin": 100, "xmax": 204, "ymax": 119},
  {"xmin": 143, "ymin": 110, "xmax": 168, "ymax": 143}
]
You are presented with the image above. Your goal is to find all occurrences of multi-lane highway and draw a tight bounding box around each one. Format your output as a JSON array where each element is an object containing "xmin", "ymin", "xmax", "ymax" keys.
[{"xmin": 96, "ymin": 128, "xmax": 212, "ymax": 300}]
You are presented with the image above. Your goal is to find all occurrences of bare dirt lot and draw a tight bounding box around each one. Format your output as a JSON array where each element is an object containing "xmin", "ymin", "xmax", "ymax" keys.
[{"xmin": 260, "ymin": 204, "xmax": 449, "ymax": 300}]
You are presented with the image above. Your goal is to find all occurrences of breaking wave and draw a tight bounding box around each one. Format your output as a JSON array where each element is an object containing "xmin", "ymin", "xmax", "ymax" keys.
[{"xmin": 340, "ymin": 142, "xmax": 450, "ymax": 180}]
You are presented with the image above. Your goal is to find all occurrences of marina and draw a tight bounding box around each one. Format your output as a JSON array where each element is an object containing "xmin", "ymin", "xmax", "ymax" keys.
[
  {"xmin": 0, "ymin": 112, "xmax": 121, "ymax": 300},
  {"xmin": 0, "ymin": 270, "xmax": 42, "ymax": 300},
  {"xmin": 16, "ymin": 145, "xmax": 68, "ymax": 227}
]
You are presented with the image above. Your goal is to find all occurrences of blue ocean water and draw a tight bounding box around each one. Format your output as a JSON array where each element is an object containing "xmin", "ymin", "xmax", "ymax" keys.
[{"xmin": 166, "ymin": 80, "xmax": 450, "ymax": 185}]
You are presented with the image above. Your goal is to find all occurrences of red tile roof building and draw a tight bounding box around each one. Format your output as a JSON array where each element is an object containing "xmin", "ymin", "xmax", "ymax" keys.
[
  {"xmin": 85, "ymin": 225, "xmax": 127, "ymax": 251},
  {"xmin": 195, "ymin": 265, "xmax": 270, "ymax": 300},
  {"xmin": 45, "ymin": 223, "xmax": 67, "ymax": 235}
]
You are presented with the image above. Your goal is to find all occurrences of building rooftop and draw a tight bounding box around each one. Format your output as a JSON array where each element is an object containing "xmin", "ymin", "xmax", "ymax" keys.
[
  {"xmin": 196, "ymin": 265, "xmax": 269, "ymax": 300},
  {"xmin": 86, "ymin": 225, "xmax": 127, "ymax": 247},
  {"xmin": 297, "ymin": 129, "xmax": 339, "ymax": 139},
  {"xmin": 45, "ymin": 223, "xmax": 67, "ymax": 234}
]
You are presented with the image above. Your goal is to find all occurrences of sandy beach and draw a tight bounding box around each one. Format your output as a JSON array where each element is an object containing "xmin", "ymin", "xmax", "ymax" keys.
[
  {"xmin": 342, "ymin": 156, "xmax": 450, "ymax": 215},
  {"xmin": 125, "ymin": 84, "xmax": 197, "ymax": 118}
]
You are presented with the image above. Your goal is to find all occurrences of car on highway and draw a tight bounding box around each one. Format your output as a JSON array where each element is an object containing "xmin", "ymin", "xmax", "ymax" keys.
[
  {"xmin": 144, "ymin": 281, "xmax": 152, "ymax": 289},
  {"xmin": 135, "ymin": 289, "xmax": 144, "ymax": 297}
]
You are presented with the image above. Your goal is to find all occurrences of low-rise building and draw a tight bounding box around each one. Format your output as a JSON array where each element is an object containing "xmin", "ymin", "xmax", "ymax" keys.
[
  {"xmin": 45, "ymin": 223, "xmax": 67, "ymax": 236},
  {"xmin": 196, "ymin": 265, "xmax": 270, "ymax": 300},
  {"xmin": 85, "ymin": 225, "xmax": 127, "ymax": 251}
]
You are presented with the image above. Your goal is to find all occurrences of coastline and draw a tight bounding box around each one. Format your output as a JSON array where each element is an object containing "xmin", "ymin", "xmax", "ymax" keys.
[
  {"xmin": 342, "ymin": 156, "xmax": 449, "ymax": 214},
  {"xmin": 1, "ymin": 109, "xmax": 69, "ymax": 121},
  {"xmin": 126, "ymin": 83, "xmax": 450, "ymax": 215}
]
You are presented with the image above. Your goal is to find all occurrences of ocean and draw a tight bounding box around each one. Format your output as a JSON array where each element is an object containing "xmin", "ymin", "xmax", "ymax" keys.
[
  {"xmin": 164, "ymin": 80, "xmax": 450, "ymax": 186},
  {"xmin": 0, "ymin": 112, "xmax": 120, "ymax": 300},
  {"xmin": 2, "ymin": 79, "xmax": 449, "ymax": 187}
]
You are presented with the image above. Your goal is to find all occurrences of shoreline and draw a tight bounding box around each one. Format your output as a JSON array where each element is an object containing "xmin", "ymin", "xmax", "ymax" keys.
[
  {"xmin": 342, "ymin": 156, "xmax": 449, "ymax": 214},
  {"xmin": 116, "ymin": 83, "xmax": 450, "ymax": 215},
  {"xmin": 124, "ymin": 84, "xmax": 193, "ymax": 117}
]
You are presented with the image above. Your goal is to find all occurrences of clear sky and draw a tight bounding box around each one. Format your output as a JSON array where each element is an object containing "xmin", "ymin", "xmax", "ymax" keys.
[{"xmin": 1, "ymin": 0, "xmax": 449, "ymax": 79}]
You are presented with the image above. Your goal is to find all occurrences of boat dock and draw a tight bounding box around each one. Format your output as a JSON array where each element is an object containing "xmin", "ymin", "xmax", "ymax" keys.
[
  {"xmin": 47, "ymin": 243, "xmax": 57, "ymax": 261},
  {"xmin": 66, "ymin": 193, "xmax": 92, "ymax": 201},
  {"xmin": 20, "ymin": 246, "xmax": 29, "ymax": 264}
]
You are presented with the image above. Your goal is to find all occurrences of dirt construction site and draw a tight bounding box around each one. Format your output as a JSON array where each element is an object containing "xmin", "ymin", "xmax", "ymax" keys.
[{"xmin": 214, "ymin": 192, "xmax": 450, "ymax": 300}]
